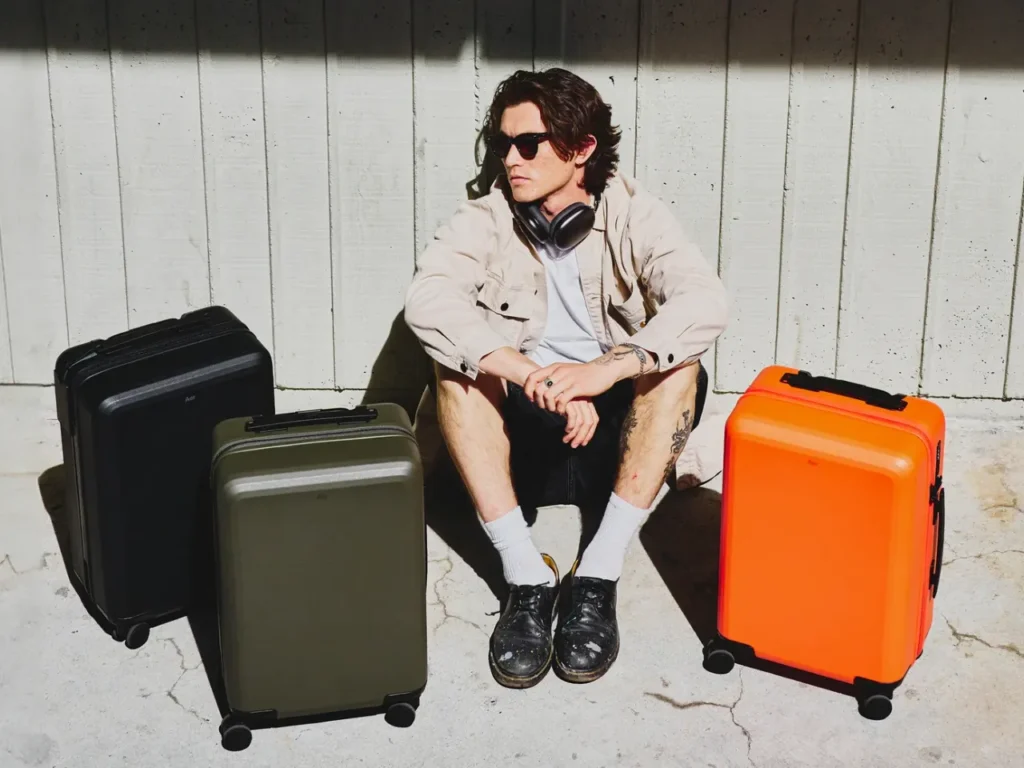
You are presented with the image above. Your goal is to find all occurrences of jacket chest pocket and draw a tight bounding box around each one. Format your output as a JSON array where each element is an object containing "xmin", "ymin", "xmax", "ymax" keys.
[
  {"xmin": 477, "ymin": 275, "xmax": 536, "ymax": 343},
  {"xmin": 608, "ymin": 283, "xmax": 648, "ymax": 334}
]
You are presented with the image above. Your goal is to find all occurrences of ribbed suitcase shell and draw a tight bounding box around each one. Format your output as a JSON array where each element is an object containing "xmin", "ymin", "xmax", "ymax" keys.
[
  {"xmin": 707, "ymin": 366, "xmax": 945, "ymax": 716},
  {"xmin": 53, "ymin": 306, "xmax": 275, "ymax": 647},
  {"xmin": 210, "ymin": 403, "xmax": 428, "ymax": 744}
]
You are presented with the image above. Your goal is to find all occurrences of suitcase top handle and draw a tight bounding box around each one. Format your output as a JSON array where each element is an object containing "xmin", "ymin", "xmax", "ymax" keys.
[
  {"xmin": 780, "ymin": 370, "xmax": 908, "ymax": 411},
  {"xmin": 245, "ymin": 406, "xmax": 379, "ymax": 433}
]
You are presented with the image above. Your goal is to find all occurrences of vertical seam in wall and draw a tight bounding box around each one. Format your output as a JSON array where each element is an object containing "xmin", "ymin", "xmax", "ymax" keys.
[
  {"xmin": 106, "ymin": 0, "xmax": 130, "ymax": 330},
  {"xmin": 632, "ymin": 0, "xmax": 644, "ymax": 178},
  {"xmin": 473, "ymin": 0, "xmax": 480, "ymax": 129},
  {"xmin": 713, "ymin": 0, "xmax": 732, "ymax": 390},
  {"xmin": 1004, "ymin": 171, "xmax": 1024, "ymax": 399},
  {"xmin": 773, "ymin": 0, "xmax": 799, "ymax": 366},
  {"xmin": 558, "ymin": 0, "xmax": 567, "ymax": 62},
  {"xmin": 531, "ymin": 0, "xmax": 537, "ymax": 70},
  {"xmin": 0, "ymin": 208, "xmax": 12, "ymax": 379},
  {"xmin": 194, "ymin": 0, "xmax": 213, "ymax": 307},
  {"xmin": 917, "ymin": 0, "xmax": 955, "ymax": 396},
  {"xmin": 410, "ymin": 0, "xmax": 419, "ymax": 262},
  {"xmin": 257, "ymin": 0, "xmax": 277, "ymax": 383},
  {"xmin": 835, "ymin": 0, "xmax": 864, "ymax": 379},
  {"xmin": 42, "ymin": 2, "xmax": 70, "ymax": 349},
  {"xmin": 323, "ymin": 0, "xmax": 337, "ymax": 389}
]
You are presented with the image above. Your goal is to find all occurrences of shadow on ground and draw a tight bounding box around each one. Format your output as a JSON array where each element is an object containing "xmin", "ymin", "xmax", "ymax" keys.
[
  {"xmin": 36, "ymin": 454, "xmax": 866, "ymax": 710},
  {"xmin": 639, "ymin": 485, "xmax": 724, "ymax": 646},
  {"xmin": 37, "ymin": 463, "xmax": 233, "ymax": 721}
]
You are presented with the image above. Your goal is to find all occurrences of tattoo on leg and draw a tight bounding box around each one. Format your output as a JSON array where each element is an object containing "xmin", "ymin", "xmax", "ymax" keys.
[
  {"xmin": 662, "ymin": 409, "xmax": 693, "ymax": 482},
  {"xmin": 618, "ymin": 405, "xmax": 639, "ymax": 461}
]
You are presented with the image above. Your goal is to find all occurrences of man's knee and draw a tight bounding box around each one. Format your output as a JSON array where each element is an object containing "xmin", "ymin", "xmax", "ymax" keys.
[{"xmin": 633, "ymin": 360, "xmax": 708, "ymax": 428}]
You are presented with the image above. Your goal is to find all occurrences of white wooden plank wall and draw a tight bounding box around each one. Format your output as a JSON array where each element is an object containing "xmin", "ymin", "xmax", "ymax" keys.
[
  {"xmin": 635, "ymin": 0, "xmax": 729, "ymax": 390},
  {"xmin": 261, "ymin": 0, "xmax": 333, "ymax": 388},
  {"xmin": 0, "ymin": 228, "xmax": 11, "ymax": 383},
  {"xmin": 0, "ymin": 0, "xmax": 68, "ymax": 384},
  {"xmin": 196, "ymin": 0, "xmax": 276, "ymax": 369},
  {"xmin": 475, "ymin": 0, "xmax": 533, "ymax": 128},
  {"xmin": 1, "ymin": 0, "xmax": 1023, "ymax": 403},
  {"xmin": 413, "ymin": 0, "xmax": 476, "ymax": 261},
  {"xmin": 328, "ymin": 0, "xmax": 414, "ymax": 390},
  {"xmin": 1009, "ymin": 193, "xmax": 1024, "ymax": 398},
  {"xmin": 837, "ymin": 0, "xmax": 952, "ymax": 394},
  {"xmin": 715, "ymin": 0, "xmax": 795, "ymax": 392},
  {"xmin": 535, "ymin": 0, "xmax": 640, "ymax": 174},
  {"xmin": 775, "ymin": 0, "xmax": 858, "ymax": 377},
  {"xmin": 44, "ymin": 0, "xmax": 129, "ymax": 348},
  {"xmin": 921, "ymin": 0, "xmax": 1024, "ymax": 398},
  {"xmin": 108, "ymin": 0, "xmax": 211, "ymax": 328}
]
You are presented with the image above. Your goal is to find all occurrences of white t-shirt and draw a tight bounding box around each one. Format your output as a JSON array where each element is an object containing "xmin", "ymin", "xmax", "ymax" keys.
[{"xmin": 528, "ymin": 247, "xmax": 608, "ymax": 367}]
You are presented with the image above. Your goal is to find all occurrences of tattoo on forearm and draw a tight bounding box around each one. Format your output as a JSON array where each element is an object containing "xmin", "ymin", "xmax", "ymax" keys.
[
  {"xmin": 594, "ymin": 343, "xmax": 649, "ymax": 377},
  {"xmin": 662, "ymin": 409, "xmax": 693, "ymax": 483}
]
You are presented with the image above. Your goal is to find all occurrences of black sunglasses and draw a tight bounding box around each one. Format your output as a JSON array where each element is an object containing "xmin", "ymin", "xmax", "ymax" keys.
[{"xmin": 487, "ymin": 132, "xmax": 550, "ymax": 160}]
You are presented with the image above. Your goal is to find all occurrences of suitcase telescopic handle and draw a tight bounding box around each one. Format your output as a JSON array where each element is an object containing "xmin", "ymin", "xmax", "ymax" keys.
[
  {"xmin": 780, "ymin": 370, "xmax": 908, "ymax": 411},
  {"xmin": 244, "ymin": 406, "xmax": 378, "ymax": 432}
]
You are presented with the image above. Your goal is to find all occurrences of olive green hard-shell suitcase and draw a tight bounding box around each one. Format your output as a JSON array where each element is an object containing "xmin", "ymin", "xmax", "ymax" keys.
[{"xmin": 209, "ymin": 403, "xmax": 427, "ymax": 751}]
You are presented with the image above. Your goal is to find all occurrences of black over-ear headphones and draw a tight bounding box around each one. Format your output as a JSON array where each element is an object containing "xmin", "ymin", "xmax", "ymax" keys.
[{"xmin": 513, "ymin": 194, "xmax": 600, "ymax": 256}]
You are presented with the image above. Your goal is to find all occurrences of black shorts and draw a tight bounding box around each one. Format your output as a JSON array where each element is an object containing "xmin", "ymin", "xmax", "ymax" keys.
[{"xmin": 503, "ymin": 363, "xmax": 709, "ymax": 513}]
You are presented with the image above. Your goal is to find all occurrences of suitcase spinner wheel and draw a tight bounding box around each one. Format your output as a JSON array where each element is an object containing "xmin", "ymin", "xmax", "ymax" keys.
[
  {"xmin": 707, "ymin": 366, "xmax": 946, "ymax": 721},
  {"xmin": 113, "ymin": 622, "xmax": 150, "ymax": 650},
  {"xmin": 216, "ymin": 696, "xmax": 423, "ymax": 753}
]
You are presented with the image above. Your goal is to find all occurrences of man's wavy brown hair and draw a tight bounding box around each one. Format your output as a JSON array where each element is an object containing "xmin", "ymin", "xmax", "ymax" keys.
[{"xmin": 484, "ymin": 68, "xmax": 622, "ymax": 197}]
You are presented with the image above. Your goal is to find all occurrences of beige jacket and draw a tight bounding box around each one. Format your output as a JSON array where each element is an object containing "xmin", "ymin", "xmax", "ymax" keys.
[{"xmin": 404, "ymin": 172, "xmax": 729, "ymax": 380}]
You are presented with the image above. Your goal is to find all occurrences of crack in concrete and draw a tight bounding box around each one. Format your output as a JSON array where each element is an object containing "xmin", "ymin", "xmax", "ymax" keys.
[
  {"xmin": 982, "ymin": 503, "xmax": 1022, "ymax": 516},
  {"xmin": 0, "ymin": 552, "xmax": 59, "ymax": 576},
  {"xmin": 645, "ymin": 671, "xmax": 753, "ymax": 766},
  {"xmin": 943, "ymin": 548, "xmax": 1024, "ymax": 566},
  {"xmin": 945, "ymin": 617, "xmax": 1023, "ymax": 660},
  {"xmin": 429, "ymin": 556, "xmax": 486, "ymax": 637},
  {"xmin": 163, "ymin": 638, "xmax": 209, "ymax": 723}
]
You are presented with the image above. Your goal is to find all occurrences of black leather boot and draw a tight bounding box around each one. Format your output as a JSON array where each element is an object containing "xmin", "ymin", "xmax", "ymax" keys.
[
  {"xmin": 554, "ymin": 572, "xmax": 619, "ymax": 683},
  {"xmin": 488, "ymin": 554, "xmax": 560, "ymax": 688}
]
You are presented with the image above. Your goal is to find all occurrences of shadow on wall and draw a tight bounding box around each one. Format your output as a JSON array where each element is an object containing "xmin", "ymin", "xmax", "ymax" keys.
[
  {"xmin": 358, "ymin": 310, "xmax": 434, "ymax": 419},
  {"xmin": 2, "ymin": 0, "xmax": 1021, "ymax": 70},
  {"xmin": 359, "ymin": 122, "xmax": 503, "ymax": 417}
]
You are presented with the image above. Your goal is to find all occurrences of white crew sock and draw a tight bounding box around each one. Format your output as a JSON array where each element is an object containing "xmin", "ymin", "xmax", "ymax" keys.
[
  {"xmin": 481, "ymin": 506, "xmax": 556, "ymax": 587},
  {"xmin": 575, "ymin": 489, "xmax": 664, "ymax": 581}
]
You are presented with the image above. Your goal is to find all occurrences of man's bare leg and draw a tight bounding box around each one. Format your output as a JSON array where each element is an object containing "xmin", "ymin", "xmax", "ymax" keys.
[
  {"xmin": 573, "ymin": 360, "xmax": 700, "ymax": 580},
  {"xmin": 615, "ymin": 359, "xmax": 702, "ymax": 508},
  {"xmin": 435, "ymin": 362, "xmax": 560, "ymax": 688},
  {"xmin": 555, "ymin": 361, "xmax": 700, "ymax": 684},
  {"xmin": 434, "ymin": 362, "xmax": 555, "ymax": 587}
]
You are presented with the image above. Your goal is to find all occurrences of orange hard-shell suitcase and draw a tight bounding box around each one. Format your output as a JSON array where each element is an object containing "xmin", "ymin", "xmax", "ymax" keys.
[{"xmin": 703, "ymin": 366, "xmax": 945, "ymax": 720}]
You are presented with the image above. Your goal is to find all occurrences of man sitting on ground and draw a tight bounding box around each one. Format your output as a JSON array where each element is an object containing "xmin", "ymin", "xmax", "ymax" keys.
[{"xmin": 404, "ymin": 67, "xmax": 729, "ymax": 688}]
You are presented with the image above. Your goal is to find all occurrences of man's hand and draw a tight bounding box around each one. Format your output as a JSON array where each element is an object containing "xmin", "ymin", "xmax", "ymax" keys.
[
  {"xmin": 524, "ymin": 344, "xmax": 656, "ymax": 413},
  {"xmin": 524, "ymin": 362, "xmax": 617, "ymax": 413},
  {"xmin": 563, "ymin": 398, "xmax": 599, "ymax": 448}
]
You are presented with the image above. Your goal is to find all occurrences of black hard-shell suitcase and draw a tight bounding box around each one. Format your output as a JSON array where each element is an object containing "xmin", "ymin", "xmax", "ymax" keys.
[{"xmin": 54, "ymin": 305, "xmax": 275, "ymax": 649}]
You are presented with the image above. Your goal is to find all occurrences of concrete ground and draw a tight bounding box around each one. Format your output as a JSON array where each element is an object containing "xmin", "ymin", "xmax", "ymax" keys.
[{"xmin": 2, "ymin": 394, "xmax": 1023, "ymax": 767}]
